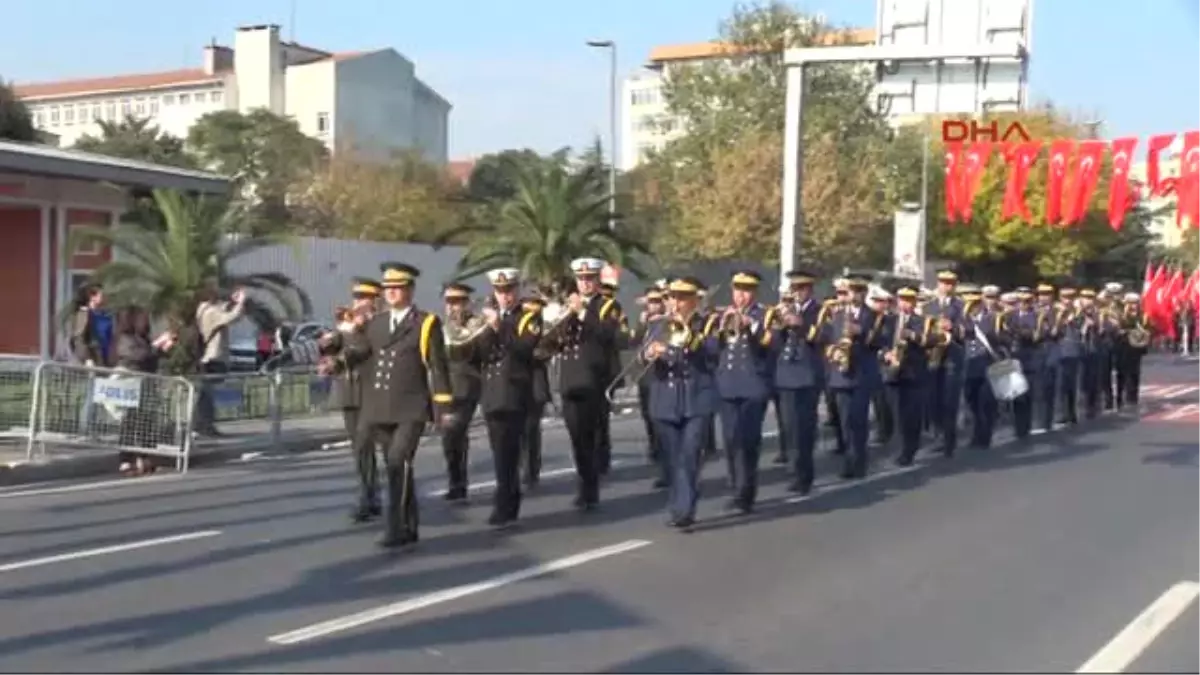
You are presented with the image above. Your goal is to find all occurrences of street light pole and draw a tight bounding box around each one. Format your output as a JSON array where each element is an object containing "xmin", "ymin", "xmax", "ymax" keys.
[{"xmin": 587, "ymin": 39, "xmax": 618, "ymax": 231}]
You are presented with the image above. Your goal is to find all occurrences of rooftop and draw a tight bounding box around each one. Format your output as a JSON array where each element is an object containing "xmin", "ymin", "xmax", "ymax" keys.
[
  {"xmin": 646, "ymin": 28, "xmax": 875, "ymax": 66},
  {"xmin": 0, "ymin": 139, "xmax": 230, "ymax": 194}
]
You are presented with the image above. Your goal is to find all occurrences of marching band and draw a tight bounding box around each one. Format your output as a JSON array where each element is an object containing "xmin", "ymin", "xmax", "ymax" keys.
[{"xmin": 319, "ymin": 261, "xmax": 1152, "ymax": 546}]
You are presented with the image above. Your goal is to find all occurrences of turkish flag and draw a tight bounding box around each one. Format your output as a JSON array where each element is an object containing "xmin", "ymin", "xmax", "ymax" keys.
[
  {"xmin": 957, "ymin": 141, "xmax": 994, "ymax": 222},
  {"xmin": 1146, "ymin": 134, "xmax": 1176, "ymax": 196},
  {"xmin": 1106, "ymin": 137, "xmax": 1139, "ymax": 230},
  {"xmin": 1045, "ymin": 140, "xmax": 1074, "ymax": 225},
  {"xmin": 1001, "ymin": 141, "xmax": 1041, "ymax": 221},
  {"xmin": 944, "ymin": 141, "xmax": 964, "ymax": 223},
  {"xmin": 1064, "ymin": 140, "xmax": 1107, "ymax": 226},
  {"xmin": 1177, "ymin": 130, "xmax": 1199, "ymax": 229}
]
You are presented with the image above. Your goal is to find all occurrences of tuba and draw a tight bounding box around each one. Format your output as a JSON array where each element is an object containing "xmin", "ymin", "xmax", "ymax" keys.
[{"xmin": 825, "ymin": 304, "xmax": 854, "ymax": 374}]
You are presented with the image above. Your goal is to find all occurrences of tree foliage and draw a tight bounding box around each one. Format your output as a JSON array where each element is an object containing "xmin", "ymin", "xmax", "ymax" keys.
[
  {"xmin": 0, "ymin": 79, "xmax": 36, "ymax": 142},
  {"xmin": 466, "ymin": 147, "xmax": 570, "ymax": 203},
  {"xmin": 289, "ymin": 150, "xmax": 465, "ymax": 241},
  {"xmin": 73, "ymin": 115, "xmax": 195, "ymax": 167}
]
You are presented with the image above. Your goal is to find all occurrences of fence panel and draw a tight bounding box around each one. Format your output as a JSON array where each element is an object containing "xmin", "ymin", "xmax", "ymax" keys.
[
  {"xmin": 0, "ymin": 355, "xmax": 41, "ymax": 448},
  {"xmin": 30, "ymin": 362, "xmax": 196, "ymax": 472}
]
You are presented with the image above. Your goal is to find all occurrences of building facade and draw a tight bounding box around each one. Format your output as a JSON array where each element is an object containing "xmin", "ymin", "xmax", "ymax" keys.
[
  {"xmin": 14, "ymin": 24, "xmax": 451, "ymax": 164},
  {"xmin": 620, "ymin": 0, "xmax": 1031, "ymax": 171},
  {"xmin": 1130, "ymin": 139, "xmax": 1188, "ymax": 249}
]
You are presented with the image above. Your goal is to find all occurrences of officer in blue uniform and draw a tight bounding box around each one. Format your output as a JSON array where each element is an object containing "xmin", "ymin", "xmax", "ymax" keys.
[
  {"xmin": 1008, "ymin": 287, "xmax": 1041, "ymax": 440},
  {"xmin": 867, "ymin": 287, "xmax": 895, "ymax": 445},
  {"xmin": 771, "ymin": 269, "xmax": 825, "ymax": 495},
  {"xmin": 821, "ymin": 274, "xmax": 888, "ymax": 479},
  {"xmin": 1077, "ymin": 288, "xmax": 1108, "ymax": 420},
  {"xmin": 713, "ymin": 270, "xmax": 774, "ymax": 513},
  {"xmin": 960, "ymin": 284, "xmax": 1004, "ymax": 449},
  {"xmin": 921, "ymin": 269, "xmax": 966, "ymax": 457},
  {"xmin": 631, "ymin": 286, "xmax": 670, "ymax": 488},
  {"xmin": 1055, "ymin": 286, "xmax": 1083, "ymax": 425},
  {"xmin": 1032, "ymin": 283, "xmax": 1061, "ymax": 431},
  {"xmin": 824, "ymin": 279, "xmax": 850, "ymax": 455},
  {"xmin": 882, "ymin": 287, "xmax": 929, "ymax": 466},
  {"xmin": 643, "ymin": 276, "xmax": 718, "ymax": 530}
]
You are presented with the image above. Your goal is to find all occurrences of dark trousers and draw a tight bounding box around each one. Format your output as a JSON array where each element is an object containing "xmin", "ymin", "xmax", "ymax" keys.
[
  {"xmin": 441, "ymin": 398, "xmax": 477, "ymax": 493},
  {"xmin": 596, "ymin": 396, "xmax": 612, "ymax": 475},
  {"xmin": 1037, "ymin": 364, "xmax": 1059, "ymax": 430},
  {"xmin": 1012, "ymin": 371, "xmax": 1037, "ymax": 438},
  {"xmin": 1081, "ymin": 353, "xmax": 1103, "ymax": 419},
  {"xmin": 777, "ymin": 387, "xmax": 820, "ymax": 491},
  {"xmin": 703, "ymin": 415, "xmax": 717, "ymax": 459},
  {"xmin": 930, "ymin": 366, "xmax": 963, "ymax": 455},
  {"xmin": 344, "ymin": 408, "xmax": 378, "ymax": 508},
  {"xmin": 832, "ymin": 386, "xmax": 870, "ymax": 477},
  {"xmin": 360, "ymin": 420, "xmax": 424, "ymax": 541},
  {"xmin": 522, "ymin": 401, "xmax": 545, "ymax": 484},
  {"xmin": 963, "ymin": 376, "xmax": 997, "ymax": 448},
  {"xmin": 888, "ymin": 381, "xmax": 924, "ymax": 463},
  {"xmin": 194, "ymin": 360, "xmax": 228, "ymax": 434},
  {"xmin": 771, "ymin": 392, "xmax": 786, "ymax": 460},
  {"xmin": 637, "ymin": 382, "xmax": 658, "ymax": 461},
  {"xmin": 1058, "ymin": 357, "xmax": 1080, "ymax": 424},
  {"xmin": 1102, "ymin": 349, "xmax": 1116, "ymax": 410},
  {"xmin": 563, "ymin": 392, "xmax": 601, "ymax": 504},
  {"xmin": 1116, "ymin": 350, "xmax": 1143, "ymax": 406},
  {"xmin": 872, "ymin": 386, "xmax": 894, "ymax": 443},
  {"xmin": 718, "ymin": 397, "xmax": 768, "ymax": 507},
  {"xmin": 655, "ymin": 415, "xmax": 707, "ymax": 522},
  {"xmin": 484, "ymin": 411, "xmax": 524, "ymax": 522},
  {"xmin": 828, "ymin": 391, "xmax": 845, "ymax": 454}
]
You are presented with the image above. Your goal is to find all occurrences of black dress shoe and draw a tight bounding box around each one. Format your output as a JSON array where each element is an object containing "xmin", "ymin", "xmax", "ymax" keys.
[
  {"xmin": 724, "ymin": 498, "xmax": 752, "ymax": 514},
  {"xmin": 350, "ymin": 506, "xmax": 377, "ymax": 523},
  {"xmin": 772, "ymin": 454, "xmax": 787, "ymax": 465},
  {"xmin": 443, "ymin": 487, "xmax": 467, "ymax": 502},
  {"xmin": 651, "ymin": 477, "xmax": 668, "ymax": 489},
  {"xmin": 377, "ymin": 534, "xmax": 415, "ymax": 550},
  {"xmin": 786, "ymin": 480, "xmax": 811, "ymax": 495},
  {"xmin": 894, "ymin": 456, "xmax": 914, "ymax": 467},
  {"xmin": 673, "ymin": 517, "xmax": 695, "ymax": 531}
]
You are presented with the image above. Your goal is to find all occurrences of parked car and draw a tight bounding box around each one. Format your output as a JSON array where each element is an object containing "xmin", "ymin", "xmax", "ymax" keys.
[{"xmin": 229, "ymin": 320, "xmax": 332, "ymax": 372}]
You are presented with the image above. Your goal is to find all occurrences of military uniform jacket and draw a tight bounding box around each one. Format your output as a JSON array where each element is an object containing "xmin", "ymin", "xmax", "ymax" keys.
[
  {"xmin": 321, "ymin": 330, "xmax": 364, "ymax": 410},
  {"xmin": 556, "ymin": 294, "xmax": 622, "ymax": 396},
  {"xmin": 922, "ymin": 295, "xmax": 966, "ymax": 366},
  {"xmin": 712, "ymin": 303, "xmax": 775, "ymax": 400},
  {"xmin": 1056, "ymin": 306, "xmax": 1084, "ymax": 359},
  {"xmin": 1008, "ymin": 307, "xmax": 1042, "ymax": 372},
  {"xmin": 445, "ymin": 314, "xmax": 483, "ymax": 402},
  {"xmin": 820, "ymin": 302, "xmax": 887, "ymax": 389},
  {"xmin": 645, "ymin": 311, "xmax": 718, "ymax": 422},
  {"xmin": 472, "ymin": 307, "xmax": 541, "ymax": 414},
  {"xmin": 346, "ymin": 307, "xmax": 453, "ymax": 426},
  {"xmin": 882, "ymin": 311, "xmax": 929, "ymax": 384},
  {"xmin": 772, "ymin": 298, "xmax": 825, "ymax": 390},
  {"xmin": 963, "ymin": 309, "xmax": 1005, "ymax": 379}
]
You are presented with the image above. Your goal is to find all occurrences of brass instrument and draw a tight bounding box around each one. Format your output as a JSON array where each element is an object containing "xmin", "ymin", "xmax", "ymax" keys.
[
  {"xmin": 1124, "ymin": 309, "xmax": 1151, "ymax": 348},
  {"xmin": 608, "ymin": 313, "xmax": 693, "ymax": 403},
  {"xmin": 444, "ymin": 313, "xmax": 489, "ymax": 348},
  {"xmin": 719, "ymin": 306, "xmax": 746, "ymax": 340},
  {"xmin": 825, "ymin": 303, "xmax": 854, "ymax": 374},
  {"xmin": 928, "ymin": 313, "xmax": 954, "ymax": 368},
  {"xmin": 881, "ymin": 314, "xmax": 908, "ymax": 379}
]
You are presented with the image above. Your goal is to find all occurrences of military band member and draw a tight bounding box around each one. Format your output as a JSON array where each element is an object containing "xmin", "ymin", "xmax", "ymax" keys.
[
  {"xmin": 771, "ymin": 283, "xmax": 792, "ymax": 468},
  {"xmin": 714, "ymin": 270, "xmax": 775, "ymax": 513},
  {"xmin": 824, "ymin": 278, "xmax": 849, "ymax": 444},
  {"xmin": 471, "ymin": 268, "xmax": 540, "ymax": 528},
  {"xmin": 867, "ymin": 287, "xmax": 895, "ymax": 446},
  {"xmin": 697, "ymin": 286, "xmax": 719, "ymax": 461},
  {"xmin": 438, "ymin": 282, "xmax": 482, "ymax": 502},
  {"xmin": 1033, "ymin": 283, "xmax": 1061, "ymax": 432},
  {"xmin": 1077, "ymin": 288, "xmax": 1107, "ymax": 420},
  {"xmin": 1055, "ymin": 287, "xmax": 1082, "ymax": 425},
  {"xmin": 597, "ymin": 280, "xmax": 621, "ymax": 475},
  {"xmin": 546, "ymin": 258, "xmax": 624, "ymax": 511},
  {"xmin": 643, "ymin": 276, "xmax": 718, "ymax": 530},
  {"xmin": 822, "ymin": 275, "xmax": 888, "ymax": 479},
  {"xmin": 771, "ymin": 269, "xmax": 824, "ymax": 495},
  {"xmin": 884, "ymin": 287, "xmax": 930, "ymax": 465},
  {"xmin": 922, "ymin": 269, "xmax": 966, "ymax": 457},
  {"xmin": 1009, "ymin": 287, "xmax": 1041, "ymax": 439},
  {"xmin": 1115, "ymin": 292, "xmax": 1149, "ymax": 408},
  {"xmin": 345, "ymin": 262, "xmax": 454, "ymax": 549},
  {"xmin": 522, "ymin": 295, "xmax": 553, "ymax": 488},
  {"xmin": 961, "ymin": 285, "xmax": 1004, "ymax": 449},
  {"xmin": 318, "ymin": 277, "xmax": 381, "ymax": 521},
  {"xmin": 632, "ymin": 286, "xmax": 670, "ymax": 487},
  {"xmin": 1100, "ymin": 282, "xmax": 1124, "ymax": 410}
]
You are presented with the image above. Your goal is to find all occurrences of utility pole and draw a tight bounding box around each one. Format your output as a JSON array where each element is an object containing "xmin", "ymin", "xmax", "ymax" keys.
[{"xmin": 586, "ymin": 40, "xmax": 618, "ymax": 231}]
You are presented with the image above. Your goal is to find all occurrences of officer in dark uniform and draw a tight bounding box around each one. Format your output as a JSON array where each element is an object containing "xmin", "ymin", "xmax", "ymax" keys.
[
  {"xmin": 714, "ymin": 270, "xmax": 775, "ymax": 513},
  {"xmin": 1055, "ymin": 286, "xmax": 1083, "ymax": 425},
  {"xmin": 544, "ymin": 257, "xmax": 623, "ymax": 511},
  {"xmin": 631, "ymin": 286, "xmax": 669, "ymax": 487},
  {"xmin": 1008, "ymin": 287, "xmax": 1041, "ymax": 440},
  {"xmin": 318, "ymin": 277, "xmax": 380, "ymax": 521},
  {"xmin": 344, "ymin": 262, "xmax": 454, "ymax": 549},
  {"xmin": 770, "ymin": 283, "xmax": 790, "ymax": 468},
  {"xmin": 961, "ymin": 284, "xmax": 1004, "ymax": 449},
  {"xmin": 470, "ymin": 268, "xmax": 540, "ymax": 528},
  {"xmin": 771, "ymin": 269, "xmax": 825, "ymax": 494},
  {"xmin": 1099, "ymin": 283, "xmax": 1124, "ymax": 410},
  {"xmin": 1116, "ymin": 292, "xmax": 1149, "ymax": 408},
  {"xmin": 521, "ymin": 295, "xmax": 552, "ymax": 488},
  {"xmin": 1077, "ymin": 288, "xmax": 1106, "ymax": 420},
  {"xmin": 922, "ymin": 269, "xmax": 965, "ymax": 457},
  {"xmin": 643, "ymin": 276, "xmax": 718, "ymax": 530},
  {"xmin": 883, "ymin": 287, "xmax": 930, "ymax": 466},
  {"xmin": 824, "ymin": 278, "xmax": 849, "ymax": 446},
  {"xmin": 697, "ymin": 287, "xmax": 719, "ymax": 461},
  {"xmin": 867, "ymin": 287, "xmax": 895, "ymax": 446},
  {"xmin": 821, "ymin": 274, "xmax": 888, "ymax": 478},
  {"xmin": 596, "ymin": 280, "xmax": 621, "ymax": 474},
  {"xmin": 440, "ymin": 282, "xmax": 482, "ymax": 503},
  {"xmin": 1033, "ymin": 283, "xmax": 1061, "ymax": 431}
]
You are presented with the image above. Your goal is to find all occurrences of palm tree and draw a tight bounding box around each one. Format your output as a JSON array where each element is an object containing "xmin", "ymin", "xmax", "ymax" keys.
[
  {"xmin": 62, "ymin": 189, "xmax": 310, "ymax": 340},
  {"xmin": 73, "ymin": 115, "xmax": 195, "ymax": 168},
  {"xmin": 436, "ymin": 161, "xmax": 657, "ymax": 293}
]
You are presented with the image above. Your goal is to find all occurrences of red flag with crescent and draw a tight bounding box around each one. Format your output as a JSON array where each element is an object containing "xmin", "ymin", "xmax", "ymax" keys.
[
  {"xmin": 1177, "ymin": 131, "xmax": 1199, "ymax": 229},
  {"xmin": 1146, "ymin": 134, "xmax": 1177, "ymax": 196},
  {"xmin": 1063, "ymin": 140, "xmax": 1106, "ymax": 226},
  {"xmin": 957, "ymin": 141, "xmax": 993, "ymax": 222},
  {"xmin": 943, "ymin": 141, "xmax": 964, "ymax": 223},
  {"xmin": 1001, "ymin": 141, "xmax": 1041, "ymax": 222},
  {"xmin": 1106, "ymin": 137, "xmax": 1139, "ymax": 230},
  {"xmin": 1045, "ymin": 140, "xmax": 1075, "ymax": 225}
]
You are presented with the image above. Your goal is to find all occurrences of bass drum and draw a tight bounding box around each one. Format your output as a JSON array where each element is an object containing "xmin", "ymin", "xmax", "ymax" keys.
[{"xmin": 987, "ymin": 358, "xmax": 1028, "ymax": 401}]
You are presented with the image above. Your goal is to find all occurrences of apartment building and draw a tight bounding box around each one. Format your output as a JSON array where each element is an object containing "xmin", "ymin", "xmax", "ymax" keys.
[
  {"xmin": 13, "ymin": 24, "xmax": 451, "ymax": 164},
  {"xmin": 1130, "ymin": 139, "xmax": 1188, "ymax": 248},
  {"xmin": 620, "ymin": 0, "xmax": 1032, "ymax": 171}
]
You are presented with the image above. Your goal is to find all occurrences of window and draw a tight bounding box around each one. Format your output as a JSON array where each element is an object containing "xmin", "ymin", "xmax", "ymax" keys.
[
  {"xmin": 149, "ymin": 97, "xmax": 159, "ymax": 115},
  {"xmin": 120, "ymin": 99, "xmax": 131, "ymax": 115},
  {"xmin": 163, "ymin": 94, "xmax": 175, "ymax": 106},
  {"xmin": 178, "ymin": 92, "xmax": 191, "ymax": 104},
  {"xmin": 34, "ymin": 111, "xmax": 44, "ymax": 127},
  {"xmin": 134, "ymin": 98, "xmax": 146, "ymax": 115},
  {"xmin": 49, "ymin": 106, "xmax": 60, "ymax": 125},
  {"xmin": 64, "ymin": 106, "xmax": 74, "ymax": 124},
  {"xmin": 104, "ymin": 101, "xmax": 116, "ymax": 120},
  {"xmin": 630, "ymin": 88, "xmax": 661, "ymax": 107},
  {"xmin": 210, "ymin": 90, "xmax": 223, "ymax": 104},
  {"xmin": 635, "ymin": 115, "xmax": 655, "ymax": 132},
  {"xmin": 316, "ymin": 112, "xmax": 330, "ymax": 134},
  {"xmin": 69, "ymin": 226, "xmax": 102, "ymax": 256},
  {"xmin": 91, "ymin": 105, "xmax": 101, "ymax": 121}
]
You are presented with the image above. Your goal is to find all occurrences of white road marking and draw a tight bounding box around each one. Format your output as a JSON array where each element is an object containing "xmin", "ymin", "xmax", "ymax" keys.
[
  {"xmin": 783, "ymin": 464, "xmax": 922, "ymax": 504},
  {"xmin": 0, "ymin": 468, "xmax": 254, "ymax": 499},
  {"xmin": 266, "ymin": 539, "xmax": 653, "ymax": 645},
  {"xmin": 0, "ymin": 530, "xmax": 223, "ymax": 573},
  {"xmin": 1076, "ymin": 581, "xmax": 1200, "ymax": 673},
  {"xmin": 1160, "ymin": 404, "xmax": 1200, "ymax": 421}
]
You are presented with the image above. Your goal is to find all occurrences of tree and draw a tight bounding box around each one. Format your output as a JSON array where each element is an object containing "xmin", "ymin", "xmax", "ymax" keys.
[
  {"xmin": 0, "ymin": 79, "xmax": 36, "ymax": 142},
  {"xmin": 187, "ymin": 109, "xmax": 328, "ymax": 233},
  {"xmin": 73, "ymin": 115, "xmax": 195, "ymax": 167},
  {"xmin": 437, "ymin": 161, "xmax": 657, "ymax": 291},
  {"xmin": 465, "ymin": 147, "xmax": 569, "ymax": 203},
  {"xmin": 924, "ymin": 108, "xmax": 1163, "ymax": 286},
  {"xmin": 63, "ymin": 190, "xmax": 310, "ymax": 371},
  {"xmin": 643, "ymin": 1, "xmax": 908, "ymax": 269},
  {"xmin": 289, "ymin": 150, "xmax": 465, "ymax": 241}
]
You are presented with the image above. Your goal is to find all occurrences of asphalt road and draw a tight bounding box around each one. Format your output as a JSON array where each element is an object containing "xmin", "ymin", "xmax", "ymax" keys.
[{"xmin": 0, "ymin": 358, "xmax": 1195, "ymax": 673}]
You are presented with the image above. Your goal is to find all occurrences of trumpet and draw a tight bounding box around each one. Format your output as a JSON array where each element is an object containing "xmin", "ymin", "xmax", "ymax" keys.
[
  {"xmin": 880, "ymin": 317, "xmax": 908, "ymax": 379},
  {"xmin": 606, "ymin": 314, "xmax": 693, "ymax": 403},
  {"xmin": 825, "ymin": 306, "xmax": 854, "ymax": 374},
  {"xmin": 927, "ymin": 314, "xmax": 954, "ymax": 368}
]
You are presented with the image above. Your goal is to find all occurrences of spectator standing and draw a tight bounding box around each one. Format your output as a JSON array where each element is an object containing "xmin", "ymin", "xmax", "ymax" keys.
[
  {"xmin": 113, "ymin": 306, "xmax": 175, "ymax": 475},
  {"xmin": 193, "ymin": 287, "xmax": 246, "ymax": 437}
]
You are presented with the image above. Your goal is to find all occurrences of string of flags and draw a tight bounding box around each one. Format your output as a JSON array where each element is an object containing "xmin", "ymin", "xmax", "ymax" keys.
[{"xmin": 943, "ymin": 130, "xmax": 1200, "ymax": 230}]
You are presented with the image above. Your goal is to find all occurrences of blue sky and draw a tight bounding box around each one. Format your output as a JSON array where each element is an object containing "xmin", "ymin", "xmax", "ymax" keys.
[{"xmin": 2, "ymin": 0, "xmax": 1197, "ymax": 159}]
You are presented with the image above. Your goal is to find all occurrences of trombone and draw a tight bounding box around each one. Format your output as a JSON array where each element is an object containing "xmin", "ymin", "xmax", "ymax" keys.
[{"xmin": 606, "ymin": 313, "xmax": 692, "ymax": 403}]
